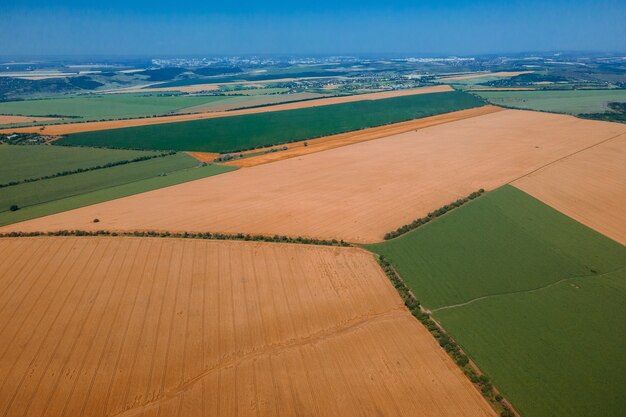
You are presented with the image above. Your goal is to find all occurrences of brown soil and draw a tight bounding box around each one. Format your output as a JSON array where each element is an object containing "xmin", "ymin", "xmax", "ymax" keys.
[
  {"xmin": 0, "ymin": 115, "xmax": 60, "ymax": 124},
  {"xmin": 0, "ymin": 85, "xmax": 453, "ymax": 136},
  {"xmin": 513, "ymin": 133, "xmax": 626, "ymax": 244},
  {"xmin": 226, "ymin": 105, "xmax": 504, "ymax": 168},
  {"xmin": 4, "ymin": 110, "xmax": 624, "ymax": 243},
  {"xmin": 0, "ymin": 236, "xmax": 496, "ymax": 417},
  {"xmin": 185, "ymin": 151, "xmax": 220, "ymax": 163}
]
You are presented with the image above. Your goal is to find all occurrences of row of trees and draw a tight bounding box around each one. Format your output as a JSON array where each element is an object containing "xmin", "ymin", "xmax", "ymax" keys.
[
  {"xmin": 0, "ymin": 229, "xmax": 351, "ymax": 247},
  {"xmin": 384, "ymin": 189, "xmax": 486, "ymax": 240},
  {"xmin": 0, "ymin": 151, "xmax": 176, "ymax": 189},
  {"xmin": 213, "ymin": 146, "xmax": 289, "ymax": 162},
  {"xmin": 377, "ymin": 255, "xmax": 515, "ymax": 417}
]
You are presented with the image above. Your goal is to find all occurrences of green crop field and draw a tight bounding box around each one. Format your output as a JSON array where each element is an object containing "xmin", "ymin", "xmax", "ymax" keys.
[
  {"xmin": 56, "ymin": 91, "xmax": 485, "ymax": 153},
  {"xmin": 476, "ymin": 89, "xmax": 626, "ymax": 114},
  {"xmin": 0, "ymin": 93, "xmax": 229, "ymax": 124},
  {"xmin": 0, "ymin": 144, "xmax": 159, "ymax": 184},
  {"xmin": 0, "ymin": 153, "xmax": 236, "ymax": 225},
  {"xmin": 366, "ymin": 186, "xmax": 626, "ymax": 417}
]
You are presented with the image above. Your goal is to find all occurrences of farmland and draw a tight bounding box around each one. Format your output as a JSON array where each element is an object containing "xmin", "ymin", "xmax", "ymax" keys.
[
  {"xmin": 0, "ymin": 236, "xmax": 496, "ymax": 417},
  {"xmin": 55, "ymin": 90, "xmax": 481, "ymax": 152},
  {"xmin": 366, "ymin": 186, "xmax": 626, "ymax": 417},
  {"xmin": 1, "ymin": 85, "xmax": 453, "ymax": 135},
  {"xmin": 0, "ymin": 115, "xmax": 59, "ymax": 124},
  {"xmin": 438, "ymin": 71, "xmax": 534, "ymax": 90},
  {"xmin": 224, "ymin": 106, "xmax": 503, "ymax": 167},
  {"xmin": 5, "ymin": 110, "xmax": 625, "ymax": 241},
  {"xmin": 0, "ymin": 153, "xmax": 235, "ymax": 226},
  {"xmin": 153, "ymin": 69, "xmax": 347, "ymax": 87},
  {"xmin": 476, "ymin": 89, "xmax": 626, "ymax": 114},
  {"xmin": 1, "ymin": 55, "xmax": 625, "ymax": 417},
  {"xmin": 0, "ymin": 93, "xmax": 230, "ymax": 124},
  {"xmin": 0, "ymin": 144, "xmax": 160, "ymax": 184},
  {"xmin": 177, "ymin": 91, "xmax": 327, "ymax": 112},
  {"xmin": 513, "ymin": 134, "xmax": 626, "ymax": 244}
]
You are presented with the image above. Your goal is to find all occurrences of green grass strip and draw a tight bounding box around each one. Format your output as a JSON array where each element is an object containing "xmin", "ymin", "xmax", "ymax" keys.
[{"xmin": 0, "ymin": 163, "xmax": 236, "ymax": 226}]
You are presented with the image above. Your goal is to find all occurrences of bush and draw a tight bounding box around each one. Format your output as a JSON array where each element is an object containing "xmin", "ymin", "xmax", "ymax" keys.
[
  {"xmin": 9, "ymin": 205, "xmax": 19, "ymax": 211},
  {"xmin": 455, "ymin": 355, "xmax": 469, "ymax": 367},
  {"xmin": 93, "ymin": 218, "xmax": 100, "ymax": 223},
  {"xmin": 500, "ymin": 409, "xmax": 515, "ymax": 417}
]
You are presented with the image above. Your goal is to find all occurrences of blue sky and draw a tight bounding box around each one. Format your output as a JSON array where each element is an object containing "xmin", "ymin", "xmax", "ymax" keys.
[{"xmin": 2, "ymin": 1, "xmax": 625, "ymax": 56}]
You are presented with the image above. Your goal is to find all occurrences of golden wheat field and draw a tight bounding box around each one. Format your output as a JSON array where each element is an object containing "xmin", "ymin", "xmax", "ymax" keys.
[{"xmin": 0, "ymin": 236, "xmax": 496, "ymax": 417}]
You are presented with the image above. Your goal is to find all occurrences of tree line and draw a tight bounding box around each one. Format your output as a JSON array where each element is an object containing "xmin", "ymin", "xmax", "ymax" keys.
[
  {"xmin": 0, "ymin": 151, "xmax": 176, "ymax": 189},
  {"xmin": 377, "ymin": 255, "xmax": 516, "ymax": 417},
  {"xmin": 0, "ymin": 229, "xmax": 351, "ymax": 247},
  {"xmin": 384, "ymin": 189, "xmax": 485, "ymax": 240}
]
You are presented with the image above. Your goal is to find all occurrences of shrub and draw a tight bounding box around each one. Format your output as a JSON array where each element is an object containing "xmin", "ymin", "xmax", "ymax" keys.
[
  {"xmin": 9, "ymin": 205, "xmax": 19, "ymax": 211},
  {"xmin": 93, "ymin": 218, "xmax": 100, "ymax": 223},
  {"xmin": 500, "ymin": 409, "xmax": 515, "ymax": 417}
]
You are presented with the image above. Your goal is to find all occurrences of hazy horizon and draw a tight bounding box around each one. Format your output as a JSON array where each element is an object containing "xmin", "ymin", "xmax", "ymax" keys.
[{"xmin": 2, "ymin": 0, "xmax": 625, "ymax": 57}]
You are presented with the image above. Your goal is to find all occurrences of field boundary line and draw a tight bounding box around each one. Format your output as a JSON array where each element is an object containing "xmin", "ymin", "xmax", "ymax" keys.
[
  {"xmin": 431, "ymin": 265, "xmax": 626, "ymax": 313},
  {"xmin": 508, "ymin": 131, "xmax": 626, "ymax": 185},
  {"xmin": 374, "ymin": 255, "xmax": 519, "ymax": 417},
  {"xmin": 0, "ymin": 86, "xmax": 454, "ymax": 136},
  {"xmin": 223, "ymin": 106, "xmax": 503, "ymax": 168},
  {"xmin": 107, "ymin": 308, "xmax": 405, "ymax": 417},
  {"xmin": 0, "ymin": 230, "xmax": 352, "ymax": 247},
  {"xmin": 0, "ymin": 151, "xmax": 177, "ymax": 189},
  {"xmin": 382, "ymin": 189, "xmax": 485, "ymax": 240}
]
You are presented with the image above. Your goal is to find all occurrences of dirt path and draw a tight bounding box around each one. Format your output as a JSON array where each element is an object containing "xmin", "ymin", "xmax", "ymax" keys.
[{"xmin": 0, "ymin": 85, "xmax": 453, "ymax": 136}]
